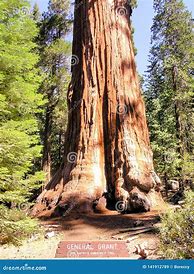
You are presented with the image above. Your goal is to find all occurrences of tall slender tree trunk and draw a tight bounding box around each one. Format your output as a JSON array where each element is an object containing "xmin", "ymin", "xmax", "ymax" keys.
[
  {"xmin": 42, "ymin": 106, "xmax": 52, "ymax": 184},
  {"xmin": 33, "ymin": 0, "xmax": 163, "ymax": 216},
  {"xmin": 172, "ymin": 65, "xmax": 184, "ymax": 175}
]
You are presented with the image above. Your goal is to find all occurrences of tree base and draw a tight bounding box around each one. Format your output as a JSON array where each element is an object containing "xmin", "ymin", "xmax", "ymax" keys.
[{"xmin": 31, "ymin": 182, "xmax": 164, "ymax": 218}]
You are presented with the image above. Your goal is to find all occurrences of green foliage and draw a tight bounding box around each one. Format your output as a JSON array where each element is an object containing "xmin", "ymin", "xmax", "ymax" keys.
[
  {"xmin": 129, "ymin": 0, "xmax": 137, "ymax": 9},
  {"xmin": 0, "ymin": 205, "xmax": 40, "ymax": 245},
  {"xmin": 131, "ymin": 24, "xmax": 137, "ymax": 56},
  {"xmin": 0, "ymin": 0, "xmax": 45, "ymax": 206},
  {"xmin": 159, "ymin": 191, "xmax": 194, "ymax": 259},
  {"xmin": 144, "ymin": 0, "xmax": 194, "ymax": 178},
  {"xmin": 37, "ymin": 0, "xmax": 71, "ymax": 174},
  {"xmin": 32, "ymin": 2, "xmax": 41, "ymax": 22}
]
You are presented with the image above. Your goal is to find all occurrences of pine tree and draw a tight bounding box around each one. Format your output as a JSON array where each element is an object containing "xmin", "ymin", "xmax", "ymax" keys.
[
  {"xmin": 0, "ymin": 0, "xmax": 44, "ymax": 244},
  {"xmin": 36, "ymin": 0, "xmax": 71, "ymax": 184},
  {"xmin": 0, "ymin": 0, "xmax": 44, "ymax": 207},
  {"xmin": 145, "ymin": 0, "xmax": 194, "ymax": 180},
  {"xmin": 32, "ymin": 2, "xmax": 41, "ymax": 23}
]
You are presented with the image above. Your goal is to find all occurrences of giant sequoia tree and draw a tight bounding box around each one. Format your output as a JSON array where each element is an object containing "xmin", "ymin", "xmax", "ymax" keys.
[{"xmin": 33, "ymin": 0, "xmax": 163, "ymax": 216}]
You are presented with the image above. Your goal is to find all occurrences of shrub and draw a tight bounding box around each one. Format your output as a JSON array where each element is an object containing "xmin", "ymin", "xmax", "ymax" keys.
[
  {"xmin": 159, "ymin": 191, "xmax": 194, "ymax": 259},
  {"xmin": 0, "ymin": 205, "xmax": 40, "ymax": 246}
]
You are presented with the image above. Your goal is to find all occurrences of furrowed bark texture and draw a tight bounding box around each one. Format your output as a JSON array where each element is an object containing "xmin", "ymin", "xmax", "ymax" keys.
[{"xmin": 32, "ymin": 0, "xmax": 163, "ymax": 216}]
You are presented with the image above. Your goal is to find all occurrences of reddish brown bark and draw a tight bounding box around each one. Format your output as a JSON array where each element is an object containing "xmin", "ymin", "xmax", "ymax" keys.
[{"xmin": 32, "ymin": 0, "xmax": 163, "ymax": 217}]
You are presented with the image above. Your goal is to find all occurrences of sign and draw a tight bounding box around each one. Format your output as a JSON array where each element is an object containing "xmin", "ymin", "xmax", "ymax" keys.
[{"xmin": 55, "ymin": 241, "xmax": 129, "ymax": 258}]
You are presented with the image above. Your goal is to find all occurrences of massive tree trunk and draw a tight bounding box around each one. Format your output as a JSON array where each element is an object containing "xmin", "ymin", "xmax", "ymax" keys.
[{"xmin": 32, "ymin": 0, "xmax": 163, "ymax": 217}]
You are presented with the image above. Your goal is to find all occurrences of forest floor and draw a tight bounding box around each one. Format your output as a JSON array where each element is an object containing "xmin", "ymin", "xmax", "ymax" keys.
[{"xmin": 0, "ymin": 209, "xmax": 164, "ymax": 259}]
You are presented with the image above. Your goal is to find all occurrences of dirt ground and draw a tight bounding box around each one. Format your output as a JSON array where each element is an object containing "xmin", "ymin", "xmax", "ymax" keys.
[{"xmin": 0, "ymin": 209, "xmax": 162, "ymax": 259}]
